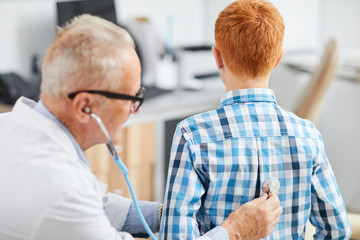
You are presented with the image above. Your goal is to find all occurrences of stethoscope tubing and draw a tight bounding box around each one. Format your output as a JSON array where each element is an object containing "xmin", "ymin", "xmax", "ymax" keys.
[{"xmin": 91, "ymin": 112, "xmax": 157, "ymax": 240}]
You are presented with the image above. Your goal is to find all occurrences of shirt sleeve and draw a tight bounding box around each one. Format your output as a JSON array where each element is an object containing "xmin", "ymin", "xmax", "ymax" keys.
[
  {"xmin": 104, "ymin": 192, "xmax": 160, "ymax": 237},
  {"xmin": 104, "ymin": 192, "xmax": 132, "ymax": 231},
  {"xmin": 199, "ymin": 226, "xmax": 229, "ymax": 240},
  {"xmin": 122, "ymin": 200, "xmax": 160, "ymax": 236},
  {"xmin": 32, "ymin": 189, "xmax": 134, "ymax": 240},
  {"xmin": 159, "ymin": 125, "xmax": 207, "ymax": 240},
  {"xmin": 310, "ymin": 139, "xmax": 352, "ymax": 239}
]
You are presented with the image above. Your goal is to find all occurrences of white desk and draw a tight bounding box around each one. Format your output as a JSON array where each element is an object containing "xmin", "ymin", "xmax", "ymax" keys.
[{"xmin": 127, "ymin": 79, "xmax": 225, "ymax": 126}]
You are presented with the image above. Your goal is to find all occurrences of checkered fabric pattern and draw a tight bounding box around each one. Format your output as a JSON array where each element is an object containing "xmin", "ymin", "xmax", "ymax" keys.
[{"xmin": 159, "ymin": 88, "xmax": 351, "ymax": 240}]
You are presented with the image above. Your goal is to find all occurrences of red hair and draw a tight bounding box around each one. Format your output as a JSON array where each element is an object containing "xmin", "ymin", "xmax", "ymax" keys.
[{"xmin": 214, "ymin": 0, "xmax": 284, "ymax": 77}]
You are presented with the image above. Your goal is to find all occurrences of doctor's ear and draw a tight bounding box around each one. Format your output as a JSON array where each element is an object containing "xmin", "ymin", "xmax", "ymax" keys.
[
  {"xmin": 83, "ymin": 106, "xmax": 91, "ymax": 114},
  {"xmin": 69, "ymin": 92, "xmax": 94, "ymax": 122}
]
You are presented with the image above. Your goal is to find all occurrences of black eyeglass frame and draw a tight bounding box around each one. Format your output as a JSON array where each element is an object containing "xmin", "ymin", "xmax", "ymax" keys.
[{"xmin": 68, "ymin": 87, "xmax": 145, "ymax": 112}]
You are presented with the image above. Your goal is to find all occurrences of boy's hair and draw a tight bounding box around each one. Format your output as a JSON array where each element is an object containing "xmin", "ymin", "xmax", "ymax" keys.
[{"xmin": 214, "ymin": 0, "xmax": 284, "ymax": 77}]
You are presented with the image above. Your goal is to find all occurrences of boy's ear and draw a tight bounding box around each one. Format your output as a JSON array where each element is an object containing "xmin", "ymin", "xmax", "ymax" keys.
[
  {"xmin": 274, "ymin": 48, "xmax": 283, "ymax": 69},
  {"xmin": 212, "ymin": 46, "xmax": 224, "ymax": 70}
]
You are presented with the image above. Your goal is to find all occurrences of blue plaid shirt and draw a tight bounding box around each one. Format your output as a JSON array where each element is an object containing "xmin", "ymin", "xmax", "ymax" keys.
[{"xmin": 159, "ymin": 88, "xmax": 351, "ymax": 239}]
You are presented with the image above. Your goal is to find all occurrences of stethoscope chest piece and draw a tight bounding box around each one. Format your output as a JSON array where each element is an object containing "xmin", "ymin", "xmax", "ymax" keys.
[{"xmin": 262, "ymin": 177, "xmax": 280, "ymax": 195}]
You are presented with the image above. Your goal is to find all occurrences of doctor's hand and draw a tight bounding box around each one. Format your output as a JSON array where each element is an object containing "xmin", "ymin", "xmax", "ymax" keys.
[{"xmin": 220, "ymin": 192, "xmax": 282, "ymax": 240}]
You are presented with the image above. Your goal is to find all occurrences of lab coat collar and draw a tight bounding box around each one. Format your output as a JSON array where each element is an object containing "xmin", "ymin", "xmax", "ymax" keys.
[
  {"xmin": 11, "ymin": 97, "xmax": 90, "ymax": 169},
  {"xmin": 34, "ymin": 100, "xmax": 89, "ymax": 166}
]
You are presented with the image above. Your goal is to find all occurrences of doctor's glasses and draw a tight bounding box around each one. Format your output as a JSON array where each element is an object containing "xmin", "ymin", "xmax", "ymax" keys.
[{"xmin": 68, "ymin": 87, "xmax": 145, "ymax": 112}]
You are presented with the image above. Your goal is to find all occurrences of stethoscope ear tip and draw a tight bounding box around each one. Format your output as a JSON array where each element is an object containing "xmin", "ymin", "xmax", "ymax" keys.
[{"xmin": 84, "ymin": 106, "xmax": 91, "ymax": 114}]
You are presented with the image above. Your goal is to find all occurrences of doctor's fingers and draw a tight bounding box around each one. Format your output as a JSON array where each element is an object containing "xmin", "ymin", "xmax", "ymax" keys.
[
  {"xmin": 268, "ymin": 204, "xmax": 283, "ymax": 223},
  {"xmin": 251, "ymin": 193, "xmax": 280, "ymax": 210},
  {"xmin": 255, "ymin": 193, "xmax": 283, "ymax": 222},
  {"xmin": 264, "ymin": 192, "xmax": 282, "ymax": 211},
  {"xmin": 265, "ymin": 194, "xmax": 283, "ymax": 227}
]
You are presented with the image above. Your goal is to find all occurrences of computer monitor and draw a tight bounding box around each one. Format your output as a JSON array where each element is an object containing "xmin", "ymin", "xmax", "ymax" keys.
[{"xmin": 56, "ymin": 0, "xmax": 117, "ymax": 27}]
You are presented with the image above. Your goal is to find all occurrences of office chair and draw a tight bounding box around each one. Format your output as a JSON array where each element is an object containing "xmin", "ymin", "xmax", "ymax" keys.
[
  {"xmin": 294, "ymin": 38, "xmax": 339, "ymax": 125},
  {"xmin": 349, "ymin": 212, "xmax": 360, "ymax": 239}
]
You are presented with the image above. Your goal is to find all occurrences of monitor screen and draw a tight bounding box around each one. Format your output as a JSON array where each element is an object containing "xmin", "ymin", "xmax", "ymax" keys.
[{"xmin": 56, "ymin": 0, "xmax": 117, "ymax": 27}]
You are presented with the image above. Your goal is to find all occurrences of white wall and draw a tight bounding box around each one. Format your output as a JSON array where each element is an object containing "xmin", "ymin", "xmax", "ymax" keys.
[
  {"xmin": 1, "ymin": 0, "xmax": 360, "ymax": 77},
  {"xmin": 0, "ymin": 0, "xmax": 56, "ymax": 79},
  {"xmin": 0, "ymin": 0, "xmax": 207, "ymax": 79},
  {"xmin": 271, "ymin": 0, "xmax": 323, "ymax": 52},
  {"xmin": 117, "ymin": 0, "xmax": 206, "ymax": 49},
  {"xmin": 323, "ymin": 0, "xmax": 360, "ymax": 52}
]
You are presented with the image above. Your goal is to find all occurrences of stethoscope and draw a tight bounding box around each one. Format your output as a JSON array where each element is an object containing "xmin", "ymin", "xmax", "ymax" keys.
[
  {"xmin": 85, "ymin": 107, "xmax": 157, "ymax": 240},
  {"xmin": 87, "ymin": 107, "xmax": 281, "ymax": 240}
]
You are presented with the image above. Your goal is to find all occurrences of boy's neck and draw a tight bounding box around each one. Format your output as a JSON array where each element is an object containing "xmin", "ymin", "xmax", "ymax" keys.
[{"xmin": 222, "ymin": 72, "xmax": 270, "ymax": 92}]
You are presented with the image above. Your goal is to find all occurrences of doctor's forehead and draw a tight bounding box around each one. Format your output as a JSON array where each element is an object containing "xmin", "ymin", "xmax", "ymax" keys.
[{"xmin": 116, "ymin": 47, "xmax": 141, "ymax": 89}]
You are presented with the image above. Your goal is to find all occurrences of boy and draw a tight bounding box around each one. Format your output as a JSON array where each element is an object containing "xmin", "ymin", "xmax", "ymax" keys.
[{"xmin": 159, "ymin": 0, "xmax": 351, "ymax": 239}]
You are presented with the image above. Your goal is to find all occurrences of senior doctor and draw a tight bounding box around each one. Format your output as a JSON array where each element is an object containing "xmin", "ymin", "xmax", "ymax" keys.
[{"xmin": 0, "ymin": 15, "xmax": 282, "ymax": 240}]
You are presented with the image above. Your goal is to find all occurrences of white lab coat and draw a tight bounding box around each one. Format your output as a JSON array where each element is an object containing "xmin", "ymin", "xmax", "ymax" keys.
[{"xmin": 0, "ymin": 97, "xmax": 134, "ymax": 240}]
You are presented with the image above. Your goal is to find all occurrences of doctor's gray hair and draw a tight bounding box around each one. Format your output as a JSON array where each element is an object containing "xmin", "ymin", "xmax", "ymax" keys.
[{"xmin": 41, "ymin": 14, "xmax": 135, "ymax": 98}]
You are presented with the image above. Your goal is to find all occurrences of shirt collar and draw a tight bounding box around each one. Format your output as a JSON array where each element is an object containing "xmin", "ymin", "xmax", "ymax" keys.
[
  {"xmin": 34, "ymin": 100, "xmax": 89, "ymax": 167},
  {"xmin": 219, "ymin": 88, "xmax": 277, "ymax": 108}
]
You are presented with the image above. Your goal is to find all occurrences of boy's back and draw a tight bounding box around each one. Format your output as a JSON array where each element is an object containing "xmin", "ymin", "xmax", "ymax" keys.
[{"xmin": 160, "ymin": 88, "xmax": 350, "ymax": 239}]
